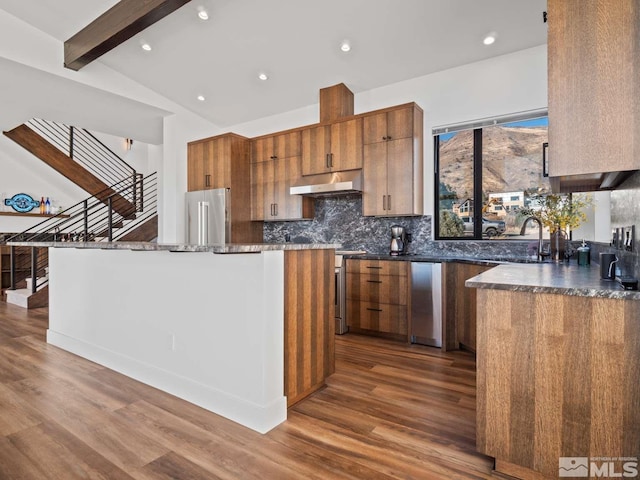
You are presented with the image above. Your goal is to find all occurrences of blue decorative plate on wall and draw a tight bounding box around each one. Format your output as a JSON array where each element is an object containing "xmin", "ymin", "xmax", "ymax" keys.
[{"xmin": 4, "ymin": 193, "xmax": 40, "ymax": 213}]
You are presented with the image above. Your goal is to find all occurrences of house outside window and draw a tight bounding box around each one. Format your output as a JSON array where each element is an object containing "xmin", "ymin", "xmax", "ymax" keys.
[{"xmin": 434, "ymin": 113, "xmax": 550, "ymax": 240}]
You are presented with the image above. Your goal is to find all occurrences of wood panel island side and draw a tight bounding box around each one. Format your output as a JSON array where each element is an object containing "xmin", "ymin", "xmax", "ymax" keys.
[
  {"xmin": 29, "ymin": 242, "xmax": 336, "ymax": 434},
  {"xmin": 467, "ymin": 263, "xmax": 640, "ymax": 479}
]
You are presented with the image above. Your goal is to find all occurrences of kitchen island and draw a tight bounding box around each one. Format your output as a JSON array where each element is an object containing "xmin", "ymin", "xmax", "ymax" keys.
[
  {"xmin": 467, "ymin": 263, "xmax": 640, "ymax": 479},
  {"xmin": 13, "ymin": 241, "xmax": 337, "ymax": 434}
]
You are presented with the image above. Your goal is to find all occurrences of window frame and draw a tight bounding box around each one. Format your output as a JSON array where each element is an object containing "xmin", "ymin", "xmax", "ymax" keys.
[{"xmin": 434, "ymin": 113, "xmax": 548, "ymax": 241}]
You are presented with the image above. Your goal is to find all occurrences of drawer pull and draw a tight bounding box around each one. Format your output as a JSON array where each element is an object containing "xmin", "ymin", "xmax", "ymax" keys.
[
  {"xmin": 366, "ymin": 266, "xmax": 383, "ymax": 269},
  {"xmin": 367, "ymin": 307, "xmax": 383, "ymax": 312},
  {"xmin": 366, "ymin": 280, "xmax": 382, "ymax": 284}
]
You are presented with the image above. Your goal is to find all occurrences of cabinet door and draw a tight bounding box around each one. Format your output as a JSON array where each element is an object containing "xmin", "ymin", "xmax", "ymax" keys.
[
  {"xmin": 273, "ymin": 131, "xmax": 302, "ymax": 160},
  {"xmin": 386, "ymin": 138, "xmax": 415, "ymax": 215},
  {"xmin": 329, "ymin": 118, "xmax": 363, "ymax": 171},
  {"xmin": 363, "ymin": 112, "xmax": 387, "ymax": 145},
  {"xmin": 187, "ymin": 142, "xmax": 206, "ymax": 191},
  {"xmin": 207, "ymin": 137, "xmax": 230, "ymax": 189},
  {"xmin": 301, "ymin": 125, "xmax": 331, "ymax": 175},
  {"xmin": 362, "ymin": 142, "xmax": 388, "ymax": 216},
  {"xmin": 385, "ymin": 107, "xmax": 414, "ymax": 141},
  {"xmin": 251, "ymin": 137, "xmax": 274, "ymax": 163},
  {"xmin": 274, "ymin": 156, "xmax": 301, "ymax": 219},
  {"xmin": 251, "ymin": 160, "xmax": 275, "ymax": 220},
  {"xmin": 548, "ymin": 0, "xmax": 640, "ymax": 176}
]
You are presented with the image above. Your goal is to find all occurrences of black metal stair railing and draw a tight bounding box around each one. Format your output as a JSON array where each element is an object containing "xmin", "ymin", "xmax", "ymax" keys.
[
  {"xmin": 26, "ymin": 118, "xmax": 136, "ymax": 188},
  {"xmin": 3, "ymin": 172, "xmax": 158, "ymax": 295}
]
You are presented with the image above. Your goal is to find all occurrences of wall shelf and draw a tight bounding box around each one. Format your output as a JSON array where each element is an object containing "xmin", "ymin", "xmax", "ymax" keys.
[{"xmin": 0, "ymin": 211, "xmax": 70, "ymax": 218}]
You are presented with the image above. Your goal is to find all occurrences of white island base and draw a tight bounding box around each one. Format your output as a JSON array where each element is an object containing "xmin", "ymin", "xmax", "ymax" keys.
[{"xmin": 47, "ymin": 248, "xmax": 287, "ymax": 433}]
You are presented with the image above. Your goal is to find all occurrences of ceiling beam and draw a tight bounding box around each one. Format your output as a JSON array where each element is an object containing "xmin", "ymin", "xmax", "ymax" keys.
[{"xmin": 64, "ymin": 0, "xmax": 192, "ymax": 71}]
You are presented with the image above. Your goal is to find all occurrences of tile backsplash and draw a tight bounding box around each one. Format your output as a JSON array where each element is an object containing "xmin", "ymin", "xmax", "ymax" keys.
[{"xmin": 263, "ymin": 195, "xmax": 534, "ymax": 258}]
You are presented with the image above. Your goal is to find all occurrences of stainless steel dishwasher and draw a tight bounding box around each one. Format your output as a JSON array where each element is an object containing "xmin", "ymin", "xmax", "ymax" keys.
[{"xmin": 410, "ymin": 262, "xmax": 442, "ymax": 347}]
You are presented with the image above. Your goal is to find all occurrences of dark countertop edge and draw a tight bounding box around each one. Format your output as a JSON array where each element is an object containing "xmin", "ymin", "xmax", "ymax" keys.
[
  {"xmin": 4, "ymin": 241, "xmax": 341, "ymax": 253},
  {"xmin": 340, "ymin": 253, "xmax": 536, "ymax": 266},
  {"xmin": 465, "ymin": 264, "xmax": 640, "ymax": 301}
]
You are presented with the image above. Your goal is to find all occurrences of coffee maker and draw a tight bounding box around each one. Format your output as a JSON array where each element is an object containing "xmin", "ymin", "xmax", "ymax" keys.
[{"xmin": 390, "ymin": 225, "xmax": 408, "ymax": 256}]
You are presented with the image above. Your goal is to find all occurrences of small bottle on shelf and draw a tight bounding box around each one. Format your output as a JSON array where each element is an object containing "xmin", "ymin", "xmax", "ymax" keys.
[
  {"xmin": 39, "ymin": 197, "xmax": 45, "ymax": 214},
  {"xmin": 45, "ymin": 197, "xmax": 51, "ymax": 214}
]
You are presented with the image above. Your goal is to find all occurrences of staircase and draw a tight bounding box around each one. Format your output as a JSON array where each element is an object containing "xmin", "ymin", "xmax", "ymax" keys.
[{"xmin": 3, "ymin": 119, "xmax": 138, "ymax": 218}]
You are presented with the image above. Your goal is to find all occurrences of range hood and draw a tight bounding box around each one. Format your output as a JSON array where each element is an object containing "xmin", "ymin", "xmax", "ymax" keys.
[{"xmin": 290, "ymin": 170, "xmax": 363, "ymax": 196}]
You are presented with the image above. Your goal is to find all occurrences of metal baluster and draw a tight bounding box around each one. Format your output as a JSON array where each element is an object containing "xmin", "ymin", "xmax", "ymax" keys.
[
  {"xmin": 9, "ymin": 246, "xmax": 15, "ymax": 290},
  {"xmin": 83, "ymin": 200, "xmax": 89, "ymax": 239},
  {"xmin": 69, "ymin": 126, "xmax": 74, "ymax": 159},
  {"xmin": 108, "ymin": 197, "xmax": 113, "ymax": 241},
  {"xmin": 30, "ymin": 247, "xmax": 37, "ymax": 294}
]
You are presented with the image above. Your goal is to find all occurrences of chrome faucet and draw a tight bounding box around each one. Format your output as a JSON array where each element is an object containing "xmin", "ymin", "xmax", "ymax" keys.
[{"xmin": 520, "ymin": 216, "xmax": 544, "ymax": 261}]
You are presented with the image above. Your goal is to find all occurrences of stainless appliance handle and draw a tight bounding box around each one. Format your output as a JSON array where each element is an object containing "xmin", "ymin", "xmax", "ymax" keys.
[{"xmin": 198, "ymin": 201, "xmax": 209, "ymax": 245}]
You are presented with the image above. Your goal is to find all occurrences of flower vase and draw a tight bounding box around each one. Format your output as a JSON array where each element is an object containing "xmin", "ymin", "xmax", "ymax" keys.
[{"xmin": 550, "ymin": 227, "xmax": 567, "ymax": 262}]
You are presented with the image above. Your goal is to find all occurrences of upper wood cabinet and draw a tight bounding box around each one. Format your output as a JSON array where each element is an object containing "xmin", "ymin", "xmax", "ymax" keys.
[
  {"xmin": 251, "ymin": 131, "xmax": 301, "ymax": 163},
  {"xmin": 362, "ymin": 104, "xmax": 423, "ymax": 216},
  {"xmin": 301, "ymin": 118, "xmax": 363, "ymax": 175},
  {"xmin": 548, "ymin": 0, "xmax": 640, "ymax": 191},
  {"xmin": 251, "ymin": 134, "xmax": 313, "ymax": 221},
  {"xmin": 186, "ymin": 133, "xmax": 262, "ymax": 242}
]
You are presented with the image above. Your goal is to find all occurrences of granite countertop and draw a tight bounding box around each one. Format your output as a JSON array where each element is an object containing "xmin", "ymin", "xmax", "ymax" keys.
[
  {"xmin": 340, "ymin": 252, "xmax": 538, "ymax": 266},
  {"xmin": 465, "ymin": 263, "xmax": 640, "ymax": 300},
  {"xmin": 5, "ymin": 241, "xmax": 341, "ymax": 254}
]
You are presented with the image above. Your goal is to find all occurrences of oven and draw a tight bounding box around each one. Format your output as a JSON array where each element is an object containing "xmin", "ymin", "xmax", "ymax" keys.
[{"xmin": 335, "ymin": 251, "xmax": 366, "ymax": 335}]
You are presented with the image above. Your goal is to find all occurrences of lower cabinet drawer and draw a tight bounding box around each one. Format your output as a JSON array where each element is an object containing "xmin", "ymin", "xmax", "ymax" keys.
[
  {"xmin": 346, "ymin": 300, "xmax": 408, "ymax": 336},
  {"xmin": 346, "ymin": 272, "xmax": 408, "ymax": 305}
]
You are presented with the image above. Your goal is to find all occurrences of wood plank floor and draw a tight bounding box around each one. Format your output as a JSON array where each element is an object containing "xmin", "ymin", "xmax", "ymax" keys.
[{"xmin": 0, "ymin": 302, "xmax": 495, "ymax": 479}]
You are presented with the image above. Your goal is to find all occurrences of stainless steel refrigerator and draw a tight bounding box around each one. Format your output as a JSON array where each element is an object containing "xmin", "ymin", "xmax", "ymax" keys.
[{"xmin": 185, "ymin": 188, "xmax": 230, "ymax": 244}]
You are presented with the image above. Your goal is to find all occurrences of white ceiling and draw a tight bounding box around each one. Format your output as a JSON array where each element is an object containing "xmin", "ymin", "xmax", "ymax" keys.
[{"xmin": 0, "ymin": 0, "xmax": 547, "ymax": 139}]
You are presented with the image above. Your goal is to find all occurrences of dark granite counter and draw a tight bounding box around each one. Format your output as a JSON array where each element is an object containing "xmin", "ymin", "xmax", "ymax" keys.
[
  {"xmin": 465, "ymin": 263, "xmax": 640, "ymax": 300},
  {"xmin": 341, "ymin": 252, "xmax": 538, "ymax": 266},
  {"xmin": 5, "ymin": 241, "xmax": 340, "ymax": 254}
]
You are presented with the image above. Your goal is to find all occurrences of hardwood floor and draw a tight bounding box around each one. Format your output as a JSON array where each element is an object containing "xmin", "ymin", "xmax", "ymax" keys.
[{"xmin": 0, "ymin": 302, "xmax": 495, "ymax": 479}]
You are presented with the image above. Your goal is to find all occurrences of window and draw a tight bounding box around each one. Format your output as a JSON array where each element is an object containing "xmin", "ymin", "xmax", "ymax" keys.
[{"xmin": 435, "ymin": 114, "xmax": 550, "ymax": 240}]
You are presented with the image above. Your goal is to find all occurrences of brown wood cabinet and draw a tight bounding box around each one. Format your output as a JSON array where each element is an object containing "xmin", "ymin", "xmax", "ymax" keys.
[
  {"xmin": 250, "ymin": 131, "xmax": 314, "ymax": 221},
  {"xmin": 475, "ymin": 288, "xmax": 640, "ymax": 478},
  {"xmin": 441, "ymin": 262, "xmax": 493, "ymax": 352},
  {"xmin": 548, "ymin": 0, "xmax": 640, "ymax": 192},
  {"xmin": 284, "ymin": 249, "xmax": 335, "ymax": 407},
  {"xmin": 186, "ymin": 133, "xmax": 262, "ymax": 243},
  {"xmin": 345, "ymin": 259, "xmax": 410, "ymax": 342},
  {"xmin": 301, "ymin": 118, "xmax": 363, "ymax": 175},
  {"xmin": 362, "ymin": 104, "xmax": 423, "ymax": 216}
]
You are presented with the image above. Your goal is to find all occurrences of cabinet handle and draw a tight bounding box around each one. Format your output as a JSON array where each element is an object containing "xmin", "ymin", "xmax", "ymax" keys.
[
  {"xmin": 387, "ymin": 195, "xmax": 391, "ymax": 210},
  {"xmin": 366, "ymin": 280, "xmax": 382, "ymax": 284},
  {"xmin": 270, "ymin": 203, "xmax": 274, "ymax": 216},
  {"xmin": 274, "ymin": 203, "xmax": 278, "ymax": 216},
  {"xmin": 270, "ymin": 155, "xmax": 278, "ymax": 160},
  {"xmin": 329, "ymin": 153, "xmax": 334, "ymax": 168},
  {"xmin": 366, "ymin": 266, "xmax": 383, "ymax": 269},
  {"xmin": 326, "ymin": 153, "xmax": 330, "ymax": 168},
  {"xmin": 367, "ymin": 307, "xmax": 383, "ymax": 312},
  {"xmin": 382, "ymin": 195, "xmax": 387, "ymax": 210},
  {"xmin": 382, "ymin": 136, "xmax": 387, "ymax": 141},
  {"xmin": 205, "ymin": 174, "xmax": 211, "ymax": 187}
]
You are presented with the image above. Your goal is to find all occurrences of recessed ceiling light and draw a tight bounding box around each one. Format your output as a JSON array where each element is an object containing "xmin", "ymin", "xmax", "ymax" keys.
[
  {"xmin": 197, "ymin": 7, "xmax": 209, "ymax": 20},
  {"xmin": 340, "ymin": 41, "xmax": 351, "ymax": 52},
  {"xmin": 483, "ymin": 32, "xmax": 497, "ymax": 45},
  {"xmin": 258, "ymin": 73, "xmax": 268, "ymax": 81},
  {"xmin": 197, "ymin": 95, "xmax": 205, "ymax": 102},
  {"xmin": 141, "ymin": 42, "xmax": 152, "ymax": 51}
]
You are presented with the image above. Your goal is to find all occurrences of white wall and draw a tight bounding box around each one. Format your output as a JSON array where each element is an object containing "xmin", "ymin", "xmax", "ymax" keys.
[{"xmin": 0, "ymin": 134, "xmax": 87, "ymax": 232}]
